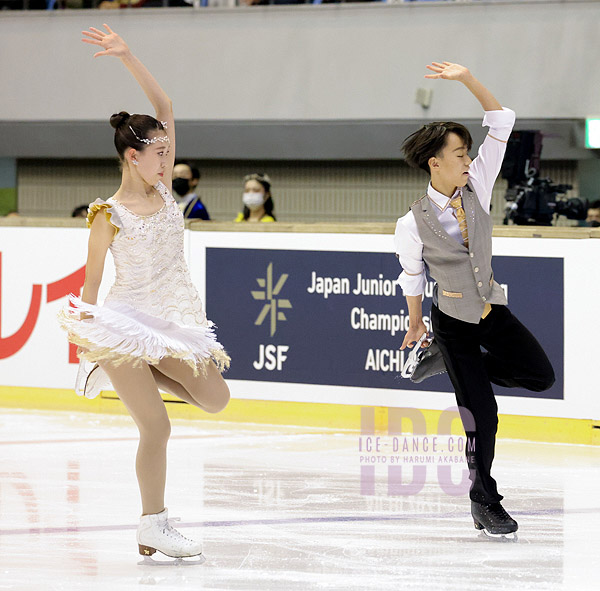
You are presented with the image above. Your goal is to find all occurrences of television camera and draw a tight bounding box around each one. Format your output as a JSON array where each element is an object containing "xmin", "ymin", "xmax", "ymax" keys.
[{"xmin": 500, "ymin": 130, "xmax": 588, "ymax": 225}]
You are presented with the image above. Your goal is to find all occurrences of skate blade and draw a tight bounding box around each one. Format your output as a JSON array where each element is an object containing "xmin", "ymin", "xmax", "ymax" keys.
[
  {"xmin": 138, "ymin": 554, "xmax": 206, "ymax": 567},
  {"xmin": 479, "ymin": 529, "xmax": 519, "ymax": 542},
  {"xmin": 74, "ymin": 360, "xmax": 94, "ymax": 397},
  {"xmin": 473, "ymin": 520, "xmax": 518, "ymax": 541},
  {"xmin": 84, "ymin": 364, "xmax": 108, "ymax": 399}
]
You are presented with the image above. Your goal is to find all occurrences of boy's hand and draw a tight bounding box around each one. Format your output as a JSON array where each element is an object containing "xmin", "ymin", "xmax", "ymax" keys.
[
  {"xmin": 425, "ymin": 62, "xmax": 472, "ymax": 83},
  {"xmin": 426, "ymin": 61, "xmax": 501, "ymax": 111},
  {"xmin": 400, "ymin": 320, "xmax": 430, "ymax": 351}
]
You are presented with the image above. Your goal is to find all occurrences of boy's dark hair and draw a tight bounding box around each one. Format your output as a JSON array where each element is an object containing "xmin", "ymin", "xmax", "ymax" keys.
[{"xmin": 402, "ymin": 122, "xmax": 473, "ymax": 175}]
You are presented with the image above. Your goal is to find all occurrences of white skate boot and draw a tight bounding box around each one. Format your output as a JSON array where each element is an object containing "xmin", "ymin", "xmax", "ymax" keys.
[
  {"xmin": 137, "ymin": 508, "xmax": 204, "ymax": 563},
  {"xmin": 75, "ymin": 360, "xmax": 110, "ymax": 399}
]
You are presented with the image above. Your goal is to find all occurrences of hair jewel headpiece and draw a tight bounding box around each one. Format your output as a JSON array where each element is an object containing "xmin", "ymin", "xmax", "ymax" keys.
[
  {"xmin": 129, "ymin": 126, "xmax": 170, "ymax": 145},
  {"xmin": 243, "ymin": 172, "xmax": 271, "ymax": 185}
]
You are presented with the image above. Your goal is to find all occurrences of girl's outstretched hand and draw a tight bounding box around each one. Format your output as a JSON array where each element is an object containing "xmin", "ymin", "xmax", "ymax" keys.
[
  {"xmin": 425, "ymin": 62, "xmax": 471, "ymax": 82},
  {"xmin": 81, "ymin": 24, "xmax": 130, "ymax": 59}
]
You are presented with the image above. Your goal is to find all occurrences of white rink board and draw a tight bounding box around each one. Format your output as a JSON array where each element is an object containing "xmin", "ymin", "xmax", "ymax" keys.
[{"xmin": 1, "ymin": 227, "xmax": 598, "ymax": 421}]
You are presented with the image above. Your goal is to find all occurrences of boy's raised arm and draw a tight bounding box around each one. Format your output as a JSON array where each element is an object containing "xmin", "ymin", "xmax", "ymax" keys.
[{"xmin": 425, "ymin": 62, "xmax": 502, "ymax": 112}]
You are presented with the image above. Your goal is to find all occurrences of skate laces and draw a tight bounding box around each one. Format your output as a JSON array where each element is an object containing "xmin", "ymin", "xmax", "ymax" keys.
[
  {"xmin": 487, "ymin": 503, "xmax": 510, "ymax": 520},
  {"xmin": 161, "ymin": 518, "xmax": 194, "ymax": 545}
]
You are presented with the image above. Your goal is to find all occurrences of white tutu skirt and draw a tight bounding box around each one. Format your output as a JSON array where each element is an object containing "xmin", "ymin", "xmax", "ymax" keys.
[{"xmin": 58, "ymin": 295, "xmax": 230, "ymax": 375}]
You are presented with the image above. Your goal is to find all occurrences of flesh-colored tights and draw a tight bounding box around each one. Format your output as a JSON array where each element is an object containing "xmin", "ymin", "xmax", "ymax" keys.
[{"xmin": 98, "ymin": 357, "xmax": 230, "ymax": 515}]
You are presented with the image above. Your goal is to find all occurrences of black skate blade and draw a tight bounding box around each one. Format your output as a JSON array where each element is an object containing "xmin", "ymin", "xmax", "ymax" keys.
[{"xmin": 138, "ymin": 554, "xmax": 206, "ymax": 567}]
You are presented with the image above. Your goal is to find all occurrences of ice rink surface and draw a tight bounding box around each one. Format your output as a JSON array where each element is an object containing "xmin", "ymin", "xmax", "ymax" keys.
[{"xmin": 0, "ymin": 408, "xmax": 598, "ymax": 591}]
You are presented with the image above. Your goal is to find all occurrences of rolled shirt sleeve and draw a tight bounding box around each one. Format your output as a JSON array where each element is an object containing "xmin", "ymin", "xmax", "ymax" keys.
[
  {"xmin": 394, "ymin": 214, "xmax": 426, "ymax": 297},
  {"xmin": 468, "ymin": 107, "xmax": 516, "ymax": 213}
]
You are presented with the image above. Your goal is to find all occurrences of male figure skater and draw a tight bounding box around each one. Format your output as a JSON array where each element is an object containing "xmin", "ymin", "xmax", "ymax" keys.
[{"xmin": 396, "ymin": 62, "xmax": 555, "ymax": 536}]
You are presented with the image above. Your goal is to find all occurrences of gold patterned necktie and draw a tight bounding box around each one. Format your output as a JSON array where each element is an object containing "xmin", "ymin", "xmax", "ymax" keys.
[
  {"xmin": 449, "ymin": 195, "xmax": 469, "ymax": 248},
  {"xmin": 449, "ymin": 194, "xmax": 492, "ymax": 319}
]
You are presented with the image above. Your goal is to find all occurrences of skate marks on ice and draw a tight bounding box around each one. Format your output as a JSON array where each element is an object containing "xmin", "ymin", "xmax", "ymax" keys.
[{"xmin": 0, "ymin": 410, "xmax": 599, "ymax": 590}]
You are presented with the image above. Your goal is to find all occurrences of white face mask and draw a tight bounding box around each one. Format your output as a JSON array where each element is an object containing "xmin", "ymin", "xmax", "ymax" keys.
[{"xmin": 243, "ymin": 192, "xmax": 265, "ymax": 210}]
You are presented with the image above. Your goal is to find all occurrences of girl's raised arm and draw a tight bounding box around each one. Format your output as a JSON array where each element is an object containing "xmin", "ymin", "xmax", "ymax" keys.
[{"xmin": 82, "ymin": 24, "xmax": 176, "ymax": 186}]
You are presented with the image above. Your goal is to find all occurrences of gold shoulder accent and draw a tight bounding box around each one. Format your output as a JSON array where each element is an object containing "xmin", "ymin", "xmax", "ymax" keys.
[{"xmin": 87, "ymin": 201, "xmax": 120, "ymax": 235}]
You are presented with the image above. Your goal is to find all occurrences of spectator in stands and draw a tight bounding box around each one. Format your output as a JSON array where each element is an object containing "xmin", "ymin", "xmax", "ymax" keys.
[
  {"xmin": 72, "ymin": 205, "xmax": 89, "ymax": 218},
  {"xmin": 172, "ymin": 161, "xmax": 210, "ymax": 220},
  {"xmin": 234, "ymin": 173, "xmax": 276, "ymax": 223},
  {"xmin": 585, "ymin": 199, "xmax": 600, "ymax": 227}
]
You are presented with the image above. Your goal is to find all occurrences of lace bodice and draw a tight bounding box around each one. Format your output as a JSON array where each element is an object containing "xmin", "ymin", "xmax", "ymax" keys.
[{"xmin": 88, "ymin": 182, "xmax": 206, "ymax": 327}]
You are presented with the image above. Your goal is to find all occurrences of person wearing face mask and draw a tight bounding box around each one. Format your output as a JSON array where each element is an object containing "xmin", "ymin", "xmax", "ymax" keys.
[
  {"xmin": 234, "ymin": 173, "xmax": 277, "ymax": 223},
  {"xmin": 172, "ymin": 161, "xmax": 210, "ymax": 221}
]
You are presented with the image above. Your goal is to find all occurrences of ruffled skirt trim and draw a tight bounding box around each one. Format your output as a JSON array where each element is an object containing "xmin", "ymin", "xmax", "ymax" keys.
[{"xmin": 58, "ymin": 295, "xmax": 230, "ymax": 375}]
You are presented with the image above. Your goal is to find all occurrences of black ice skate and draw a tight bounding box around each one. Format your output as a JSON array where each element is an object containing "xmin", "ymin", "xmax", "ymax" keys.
[
  {"xmin": 401, "ymin": 334, "xmax": 447, "ymax": 382},
  {"xmin": 471, "ymin": 501, "xmax": 518, "ymax": 539}
]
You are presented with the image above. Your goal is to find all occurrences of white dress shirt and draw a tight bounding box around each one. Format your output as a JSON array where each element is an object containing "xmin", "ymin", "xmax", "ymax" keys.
[{"xmin": 394, "ymin": 107, "xmax": 516, "ymax": 297}]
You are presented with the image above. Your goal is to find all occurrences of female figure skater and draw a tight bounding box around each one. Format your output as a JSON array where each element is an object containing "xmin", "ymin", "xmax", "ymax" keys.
[{"xmin": 59, "ymin": 24, "xmax": 230, "ymax": 560}]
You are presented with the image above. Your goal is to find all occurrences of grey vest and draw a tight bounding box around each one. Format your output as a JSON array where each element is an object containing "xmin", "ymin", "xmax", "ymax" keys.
[{"xmin": 411, "ymin": 183, "xmax": 507, "ymax": 324}]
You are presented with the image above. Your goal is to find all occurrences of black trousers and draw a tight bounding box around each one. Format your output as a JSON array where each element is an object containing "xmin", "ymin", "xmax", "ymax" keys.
[{"xmin": 431, "ymin": 304, "xmax": 555, "ymax": 503}]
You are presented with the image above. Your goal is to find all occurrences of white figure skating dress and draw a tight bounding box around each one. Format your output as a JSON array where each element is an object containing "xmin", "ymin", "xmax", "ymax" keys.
[{"xmin": 59, "ymin": 181, "xmax": 229, "ymax": 374}]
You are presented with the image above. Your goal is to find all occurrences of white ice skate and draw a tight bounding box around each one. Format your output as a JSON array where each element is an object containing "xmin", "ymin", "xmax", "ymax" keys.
[
  {"xmin": 137, "ymin": 508, "xmax": 205, "ymax": 565},
  {"xmin": 75, "ymin": 360, "xmax": 110, "ymax": 399}
]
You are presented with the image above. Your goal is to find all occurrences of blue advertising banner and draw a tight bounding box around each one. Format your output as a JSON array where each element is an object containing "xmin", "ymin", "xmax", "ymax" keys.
[{"xmin": 206, "ymin": 248, "xmax": 563, "ymax": 400}]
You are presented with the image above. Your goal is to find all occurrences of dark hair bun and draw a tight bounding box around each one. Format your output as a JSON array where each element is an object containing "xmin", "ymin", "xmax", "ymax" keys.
[{"xmin": 110, "ymin": 111, "xmax": 131, "ymax": 130}]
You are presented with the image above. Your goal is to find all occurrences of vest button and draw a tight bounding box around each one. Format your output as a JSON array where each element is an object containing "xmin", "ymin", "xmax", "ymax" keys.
[
  {"xmin": 474, "ymin": 266, "xmax": 479, "ymax": 273},
  {"xmin": 470, "ymin": 253, "xmax": 474, "ymax": 258},
  {"xmin": 482, "ymin": 296, "xmax": 487, "ymax": 301},
  {"xmin": 477, "ymin": 281, "xmax": 483, "ymax": 287}
]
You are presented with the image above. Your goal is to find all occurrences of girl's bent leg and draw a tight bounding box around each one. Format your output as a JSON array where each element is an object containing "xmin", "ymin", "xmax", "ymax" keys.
[
  {"xmin": 98, "ymin": 360, "xmax": 170, "ymax": 516},
  {"xmin": 153, "ymin": 357, "xmax": 230, "ymax": 414},
  {"xmin": 148, "ymin": 365, "xmax": 198, "ymax": 406}
]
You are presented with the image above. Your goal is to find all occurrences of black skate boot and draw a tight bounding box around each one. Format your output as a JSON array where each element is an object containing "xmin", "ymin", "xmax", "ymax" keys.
[
  {"xmin": 409, "ymin": 338, "xmax": 447, "ymax": 383},
  {"xmin": 471, "ymin": 501, "xmax": 518, "ymax": 538},
  {"xmin": 401, "ymin": 334, "xmax": 447, "ymax": 383}
]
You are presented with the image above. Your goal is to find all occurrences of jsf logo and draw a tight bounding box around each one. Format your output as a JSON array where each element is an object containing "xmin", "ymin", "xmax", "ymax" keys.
[
  {"xmin": 0, "ymin": 252, "xmax": 85, "ymax": 363},
  {"xmin": 251, "ymin": 262, "xmax": 291, "ymax": 372},
  {"xmin": 359, "ymin": 406, "xmax": 476, "ymax": 497},
  {"xmin": 251, "ymin": 262, "xmax": 292, "ymax": 337}
]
